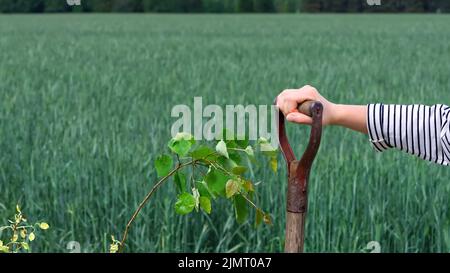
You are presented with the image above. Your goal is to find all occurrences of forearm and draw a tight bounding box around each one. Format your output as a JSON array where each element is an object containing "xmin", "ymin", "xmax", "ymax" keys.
[
  {"xmin": 276, "ymin": 85, "xmax": 450, "ymax": 165},
  {"xmin": 331, "ymin": 104, "xmax": 368, "ymax": 134},
  {"xmin": 331, "ymin": 102, "xmax": 450, "ymax": 166}
]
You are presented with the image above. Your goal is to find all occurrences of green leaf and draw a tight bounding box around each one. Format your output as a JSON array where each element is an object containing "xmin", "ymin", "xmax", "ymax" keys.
[
  {"xmin": 255, "ymin": 209, "xmax": 263, "ymax": 227},
  {"xmin": 205, "ymin": 169, "xmax": 229, "ymax": 197},
  {"xmin": 21, "ymin": 242, "xmax": 30, "ymax": 251},
  {"xmin": 196, "ymin": 180, "xmax": 214, "ymax": 199},
  {"xmin": 168, "ymin": 133, "xmax": 195, "ymax": 156},
  {"xmin": 232, "ymin": 166, "xmax": 247, "ymax": 175},
  {"xmin": 258, "ymin": 138, "xmax": 278, "ymax": 157},
  {"xmin": 234, "ymin": 195, "xmax": 248, "ymax": 224},
  {"xmin": 260, "ymin": 143, "xmax": 277, "ymax": 155},
  {"xmin": 174, "ymin": 171, "xmax": 187, "ymax": 193},
  {"xmin": 199, "ymin": 197, "xmax": 212, "ymax": 214},
  {"xmin": 245, "ymin": 146, "xmax": 254, "ymax": 157},
  {"xmin": 229, "ymin": 152, "xmax": 243, "ymax": 165},
  {"xmin": 0, "ymin": 241, "xmax": 9, "ymax": 253},
  {"xmin": 172, "ymin": 132, "xmax": 195, "ymax": 142},
  {"xmin": 39, "ymin": 222, "xmax": 50, "ymax": 230},
  {"xmin": 155, "ymin": 154, "xmax": 173, "ymax": 177},
  {"xmin": 263, "ymin": 213, "xmax": 272, "ymax": 225},
  {"xmin": 225, "ymin": 139, "xmax": 238, "ymax": 149},
  {"xmin": 168, "ymin": 139, "xmax": 193, "ymax": 157},
  {"xmin": 226, "ymin": 179, "xmax": 240, "ymax": 199},
  {"xmin": 110, "ymin": 243, "xmax": 119, "ymax": 253},
  {"xmin": 215, "ymin": 140, "xmax": 229, "ymax": 159},
  {"xmin": 242, "ymin": 180, "xmax": 254, "ymax": 192},
  {"xmin": 174, "ymin": 192, "xmax": 196, "ymax": 215},
  {"xmin": 257, "ymin": 138, "xmax": 278, "ymax": 172},
  {"xmin": 190, "ymin": 145, "xmax": 216, "ymax": 160},
  {"xmin": 217, "ymin": 156, "xmax": 238, "ymax": 172},
  {"xmin": 270, "ymin": 156, "xmax": 278, "ymax": 173},
  {"xmin": 192, "ymin": 188, "xmax": 200, "ymax": 211}
]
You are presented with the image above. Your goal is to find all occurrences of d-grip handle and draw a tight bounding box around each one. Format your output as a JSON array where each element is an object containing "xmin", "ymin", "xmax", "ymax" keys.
[{"xmin": 276, "ymin": 100, "xmax": 323, "ymax": 167}]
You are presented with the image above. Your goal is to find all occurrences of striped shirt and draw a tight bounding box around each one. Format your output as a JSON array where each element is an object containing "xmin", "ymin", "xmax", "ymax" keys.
[{"xmin": 367, "ymin": 104, "xmax": 450, "ymax": 166}]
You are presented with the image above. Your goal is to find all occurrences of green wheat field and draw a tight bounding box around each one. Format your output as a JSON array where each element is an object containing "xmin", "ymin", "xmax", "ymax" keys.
[{"xmin": 0, "ymin": 14, "xmax": 449, "ymax": 253}]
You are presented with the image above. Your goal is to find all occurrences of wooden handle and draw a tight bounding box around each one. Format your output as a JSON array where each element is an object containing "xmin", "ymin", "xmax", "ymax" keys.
[
  {"xmin": 285, "ymin": 212, "xmax": 306, "ymax": 253},
  {"xmin": 297, "ymin": 100, "xmax": 315, "ymax": 117}
]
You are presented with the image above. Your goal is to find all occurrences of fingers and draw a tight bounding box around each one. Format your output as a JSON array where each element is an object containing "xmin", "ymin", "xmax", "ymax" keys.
[
  {"xmin": 298, "ymin": 85, "xmax": 318, "ymax": 98},
  {"xmin": 276, "ymin": 89, "xmax": 295, "ymax": 114},
  {"xmin": 286, "ymin": 112, "xmax": 313, "ymax": 125},
  {"xmin": 276, "ymin": 86, "xmax": 318, "ymax": 117},
  {"xmin": 287, "ymin": 86, "xmax": 316, "ymax": 102}
]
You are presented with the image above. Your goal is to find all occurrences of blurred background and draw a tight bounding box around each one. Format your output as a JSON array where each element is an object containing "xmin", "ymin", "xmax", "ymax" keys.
[
  {"xmin": 1, "ymin": 0, "xmax": 449, "ymax": 253},
  {"xmin": 1, "ymin": 0, "xmax": 450, "ymax": 13}
]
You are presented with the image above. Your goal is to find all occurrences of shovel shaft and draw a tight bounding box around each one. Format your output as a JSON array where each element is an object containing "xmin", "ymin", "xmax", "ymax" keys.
[{"xmin": 285, "ymin": 212, "xmax": 306, "ymax": 253}]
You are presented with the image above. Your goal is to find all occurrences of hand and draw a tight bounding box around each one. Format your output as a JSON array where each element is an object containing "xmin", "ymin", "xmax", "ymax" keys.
[{"xmin": 276, "ymin": 85, "xmax": 336, "ymax": 126}]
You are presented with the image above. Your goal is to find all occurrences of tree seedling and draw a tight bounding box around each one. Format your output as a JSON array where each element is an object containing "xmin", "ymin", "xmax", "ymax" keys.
[{"xmin": 112, "ymin": 130, "xmax": 278, "ymax": 253}]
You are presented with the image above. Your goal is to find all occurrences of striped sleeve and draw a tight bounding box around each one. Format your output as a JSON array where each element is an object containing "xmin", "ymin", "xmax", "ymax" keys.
[{"xmin": 367, "ymin": 103, "xmax": 450, "ymax": 166}]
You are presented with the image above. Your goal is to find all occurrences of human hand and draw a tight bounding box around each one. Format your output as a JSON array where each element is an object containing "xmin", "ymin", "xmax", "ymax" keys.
[{"xmin": 276, "ymin": 85, "xmax": 336, "ymax": 126}]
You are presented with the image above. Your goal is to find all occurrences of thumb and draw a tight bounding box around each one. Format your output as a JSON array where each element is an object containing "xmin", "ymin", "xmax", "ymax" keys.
[{"xmin": 286, "ymin": 112, "xmax": 313, "ymax": 125}]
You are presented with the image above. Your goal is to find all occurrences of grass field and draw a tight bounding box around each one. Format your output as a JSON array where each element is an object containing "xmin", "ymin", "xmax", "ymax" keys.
[{"xmin": 0, "ymin": 14, "xmax": 450, "ymax": 253}]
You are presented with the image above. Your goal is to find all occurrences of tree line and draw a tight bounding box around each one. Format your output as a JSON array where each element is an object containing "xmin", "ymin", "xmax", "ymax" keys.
[{"xmin": 0, "ymin": 0, "xmax": 449, "ymax": 13}]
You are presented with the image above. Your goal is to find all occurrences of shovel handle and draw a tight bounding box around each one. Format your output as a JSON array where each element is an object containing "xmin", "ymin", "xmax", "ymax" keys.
[
  {"xmin": 297, "ymin": 100, "xmax": 315, "ymax": 117},
  {"xmin": 274, "ymin": 98, "xmax": 323, "ymax": 253}
]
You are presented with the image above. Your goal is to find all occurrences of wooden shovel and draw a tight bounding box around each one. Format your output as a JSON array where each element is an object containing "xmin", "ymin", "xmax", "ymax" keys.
[{"xmin": 275, "ymin": 100, "xmax": 323, "ymax": 253}]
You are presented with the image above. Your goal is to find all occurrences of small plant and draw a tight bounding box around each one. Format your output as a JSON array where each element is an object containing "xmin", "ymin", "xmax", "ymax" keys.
[
  {"xmin": 112, "ymin": 131, "xmax": 278, "ymax": 253},
  {"xmin": 0, "ymin": 205, "xmax": 50, "ymax": 253}
]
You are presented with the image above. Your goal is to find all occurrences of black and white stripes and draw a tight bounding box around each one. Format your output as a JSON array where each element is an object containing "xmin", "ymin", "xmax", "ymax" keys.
[{"xmin": 367, "ymin": 103, "xmax": 450, "ymax": 166}]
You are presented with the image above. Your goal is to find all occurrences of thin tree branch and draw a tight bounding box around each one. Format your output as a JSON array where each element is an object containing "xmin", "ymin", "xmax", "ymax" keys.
[{"xmin": 118, "ymin": 161, "xmax": 193, "ymax": 252}]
